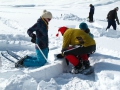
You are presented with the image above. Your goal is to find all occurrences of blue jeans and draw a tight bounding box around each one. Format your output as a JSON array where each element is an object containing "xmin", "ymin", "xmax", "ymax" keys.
[{"xmin": 23, "ymin": 48, "xmax": 48, "ymax": 67}]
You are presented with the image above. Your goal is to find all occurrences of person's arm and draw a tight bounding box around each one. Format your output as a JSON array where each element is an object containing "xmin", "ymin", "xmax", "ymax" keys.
[
  {"xmin": 56, "ymin": 33, "xmax": 71, "ymax": 59},
  {"xmin": 115, "ymin": 12, "xmax": 120, "ymax": 25},
  {"xmin": 27, "ymin": 23, "xmax": 38, "ymax": 37}
]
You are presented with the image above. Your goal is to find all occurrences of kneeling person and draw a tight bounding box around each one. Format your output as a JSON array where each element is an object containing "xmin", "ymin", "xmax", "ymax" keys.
[{"xmin": 56, "ymin": 23, "xmax": 96, "ymax": 74}]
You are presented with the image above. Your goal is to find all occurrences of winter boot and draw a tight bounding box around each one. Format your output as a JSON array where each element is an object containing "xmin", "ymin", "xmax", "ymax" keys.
[
  {"xmin": 83, "ymin": 60, "xmax": 90, "ymax": 69},
  {"xmin": 71, "ymin": 62, "xmax": 83, "ymax": 74},
  {"xmin": 15, "ymin": 55, "xmax": 28, "ymax": 68}
]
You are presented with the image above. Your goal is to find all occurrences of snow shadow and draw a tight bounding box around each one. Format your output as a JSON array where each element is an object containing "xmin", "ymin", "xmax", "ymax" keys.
[
  {"xmin": 95, "ymin": 62, "xmax": 120, "ymax": 73},
  {"xmin": 13, "ymin": 5, "xmax": 36, "ymax": 7},
  {"xmin": 92, "ymin": 53, "xmax": 120, "ymax": 61}
]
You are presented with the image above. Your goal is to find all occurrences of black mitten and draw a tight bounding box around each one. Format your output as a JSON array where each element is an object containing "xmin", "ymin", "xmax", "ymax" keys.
[
  {"xmin": 56, "ymin": 54, "xmax": 64, "ymax": 58},
  {"xmin": 31, "ymin": 34, "xmax": 36, "ymax": 43}
]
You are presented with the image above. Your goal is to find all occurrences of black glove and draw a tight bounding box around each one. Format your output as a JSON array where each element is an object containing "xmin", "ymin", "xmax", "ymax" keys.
[
  {"xmin": 56, "ymin": 54, "xmax": 64, "ymax": 58},
  {"xmin": 31, "ymin": 34, "xmax": 36, "ymax": 43}
]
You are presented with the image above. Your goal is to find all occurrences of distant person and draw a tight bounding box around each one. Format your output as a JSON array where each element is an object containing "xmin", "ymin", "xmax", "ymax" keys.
[
  {"xmin": 15, "ymin": 10, "xmax": 52, "ymax": 67},
  {"xmin": 88, "ymin": 4, "xmax": 95, "ymax": 22},
  {"xmin": 106, "ymin": 7, "xmax": 120, "ymax": 30},
  {"xmin": 56, "ymin": 23, "xmax": 96, "ymax": 74}
]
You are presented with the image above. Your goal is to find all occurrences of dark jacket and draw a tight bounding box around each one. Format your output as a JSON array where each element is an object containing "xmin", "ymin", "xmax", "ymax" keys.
[
  {"xmin": 27, "ymin": 17, "xmax": 49, "ymax": 49},
  {"xmin": 90, "ymin": 5, "xmax": 95, "ymax": 14},
  {"xmin": 107, "ymin": 9, "xmax": 119, "ymax": 24}
]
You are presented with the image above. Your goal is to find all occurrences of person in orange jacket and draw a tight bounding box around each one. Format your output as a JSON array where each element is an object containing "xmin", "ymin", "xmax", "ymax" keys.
[{"xmin": 56, "ymin": 22, "xmax": 96, "ymax": 74}]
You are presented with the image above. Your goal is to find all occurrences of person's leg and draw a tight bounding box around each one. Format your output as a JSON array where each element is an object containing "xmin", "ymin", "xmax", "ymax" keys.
[
  {"xmin": 65, "ymin": 55, "xmax": 83, "ymax": 74},
  {"xmin": 65, "ymin": 55, "xmax": 79, "ymax": 66},
  {"xmin": 63, "ymin": 45, "xmax": 96, "ymax": 69},
  {"xmin": 89, "ymin": 14, "xmax": 92, "ymax": 22},
  {"xmin": 80, "ymin": 54, "xmax": 88, "ymax": 61},
  {"xmin": 79, "ymin": 54, "xmax": 90, "ymax": 69},
  {"xmin": 26, "ymin": 56, "xmax": 37, "ymax": 60},
  {"xmin": 111, "ymin": 20, "xmax": 116, "ymax": 30},
  {"xmin": 106, "ymin": 20, "xmax": 112, "ymax": 30},
  {"xmin": 89, "ymin": 13, "xmax": 93, "ymax": 22},
  {"xmin": 36, "ymin": 48, "xmax": 48, "ymax": 65},
  {"xmin": 91, "ymin": 13, "xmax": 93, "ymax": 22},
  {"xmin": 83, "ymin": 60, "xmax": 90, "ymax": 69},
  {"xmin": 23, "ymin": 48, "xmax": 48, "ymax": 67}
]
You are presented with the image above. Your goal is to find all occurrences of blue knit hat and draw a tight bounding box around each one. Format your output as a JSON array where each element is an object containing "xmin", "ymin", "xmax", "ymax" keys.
[{"xmin": 79, "ymin": 22, "xmax": 88, "ymax": 31}]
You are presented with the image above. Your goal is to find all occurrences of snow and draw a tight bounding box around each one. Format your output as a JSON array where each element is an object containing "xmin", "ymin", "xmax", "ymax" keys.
[{"xmin": 0, "ymin": 0, "xmax": 120, "ymax": 90}]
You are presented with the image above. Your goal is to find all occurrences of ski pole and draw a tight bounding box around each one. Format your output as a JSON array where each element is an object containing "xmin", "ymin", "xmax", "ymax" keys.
[{"xmin": 35, "ymin": 44, "xmax": 48, "ymax": 61}]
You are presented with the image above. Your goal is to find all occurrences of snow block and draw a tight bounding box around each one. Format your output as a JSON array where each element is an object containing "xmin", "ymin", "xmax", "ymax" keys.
[{"xmin": 27, "ymin": 59, "xmax": 67, "ymax": 81}]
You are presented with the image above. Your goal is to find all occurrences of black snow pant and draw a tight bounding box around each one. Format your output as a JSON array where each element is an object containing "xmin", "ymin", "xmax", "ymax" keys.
[
  {"xmin": 106, "ymin": 20, "xmax": 116, "ymax": 30},
  {"xmin": 89, "ymin": 13, "xmax": 94, "ymax": 22},
  {"xmin": 63, "ymin": 45, "xmax": 96, "ymax": 56}
]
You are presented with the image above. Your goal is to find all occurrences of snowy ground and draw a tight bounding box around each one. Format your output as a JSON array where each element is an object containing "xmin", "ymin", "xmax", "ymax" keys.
[{"xmin": 0, "ymin": 0, "xmax": 120, "ymax": 90}]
